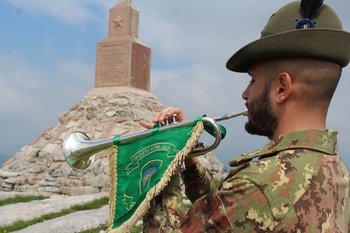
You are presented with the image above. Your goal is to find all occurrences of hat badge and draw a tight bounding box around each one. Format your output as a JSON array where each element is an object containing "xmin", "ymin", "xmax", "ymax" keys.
[{"xmin": 296, "ymin": 18, "xmax": 316, "ymax": 29}]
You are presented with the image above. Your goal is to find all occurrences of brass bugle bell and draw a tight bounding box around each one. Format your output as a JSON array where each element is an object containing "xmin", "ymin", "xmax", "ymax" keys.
[{"xmin": 63, "ymin": 110, "xmax": 247, "ymax": 171}]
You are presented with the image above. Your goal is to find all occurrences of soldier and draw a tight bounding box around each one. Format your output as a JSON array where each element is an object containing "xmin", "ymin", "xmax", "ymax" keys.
[{"xmin": 140, "ymin": 1, "xmax": 350, "ymax": 232}]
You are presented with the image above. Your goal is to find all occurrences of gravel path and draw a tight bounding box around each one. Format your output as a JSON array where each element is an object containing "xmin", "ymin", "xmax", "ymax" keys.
[
  {"xmin": 12, "ymin": 205, "xmax": 109, "ymax": 233},
  {"xmin": 0, "ymin": 192, "xmax": 108, "ymax": 227}
]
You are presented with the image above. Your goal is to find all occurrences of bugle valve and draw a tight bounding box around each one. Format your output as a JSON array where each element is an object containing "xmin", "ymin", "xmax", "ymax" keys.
[{"xmin": 63, "ymin": 110, "xmax": 247, "ymax": 171}]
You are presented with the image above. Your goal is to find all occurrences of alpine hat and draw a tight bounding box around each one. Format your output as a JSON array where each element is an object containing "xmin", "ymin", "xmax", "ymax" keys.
[{"xmin": 226, "ymin": 1, "xmax": 350, "ymax": 72}]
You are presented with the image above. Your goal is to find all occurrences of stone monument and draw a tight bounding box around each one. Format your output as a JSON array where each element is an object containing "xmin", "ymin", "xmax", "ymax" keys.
[
  {"xmin": 0, "ymin": 1, "xmax": 224, "ymax": 195},
  {"xmin": 95, "ymin": 0, "xmax": 151, "ymax": 91},
  {"xmin": 0, "ymin": 0, "xmax": 160, "ymax": 195}
]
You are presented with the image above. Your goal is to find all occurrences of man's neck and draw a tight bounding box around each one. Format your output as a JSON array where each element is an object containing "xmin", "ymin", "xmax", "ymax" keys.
[{"xmin": 271, "ymin": 110, "xmax": 327, "ymax": 141}]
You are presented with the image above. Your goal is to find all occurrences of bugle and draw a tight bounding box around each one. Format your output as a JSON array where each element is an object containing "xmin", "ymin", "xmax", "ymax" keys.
[{"xmin": 63, "ymin": 110, "xmax": 247, "ymax": 171}]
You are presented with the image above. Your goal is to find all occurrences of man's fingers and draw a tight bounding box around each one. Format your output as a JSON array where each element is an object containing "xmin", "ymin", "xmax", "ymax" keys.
[
  {"xmin": 139, "ymin": 120, "xmax": 155, "ymax": 129},
  {"xmin": 152, "ymin": 112, "xmax": 160, "ymax": 122},
  {"xmin": 155, "ymin": 107, "xmax": 185, "ymax": 123},
  {"xmin": 140, "ymin": 107, "xmax": 186, "ymax": 130}
]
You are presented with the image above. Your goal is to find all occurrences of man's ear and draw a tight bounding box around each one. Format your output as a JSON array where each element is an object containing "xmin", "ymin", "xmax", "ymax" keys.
[{"xmin": 272, "ymin": 72, "xmax": 293, "ymax": 104}]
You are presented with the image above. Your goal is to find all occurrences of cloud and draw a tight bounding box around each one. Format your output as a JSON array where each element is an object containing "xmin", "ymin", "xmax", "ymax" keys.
[
  {"xmin": 0, "ymin": 54, "xmax": 49, "ymax": 156},
  {"xmin": 4, "ymin": 0, "xmax": 114, "ymax": 25},
  {"xmin": 0, "ymin": 53, "xmax": 93, "ymax": 111},
  {"xmin": 137, "ymin": 0, "xmax": 350, "ymax": 69},
  {"xmin": 0, "ymin": 54, "xmax": 42, "ymax": 113},
  {"xmin": 151, "ymin": 65, "xmax": 247, "ymax": 118},
  {"xmin": 0, "ymin": 52, "xmax": 93, "ymax": 157},
  {"xmin": 137, "ymin": 0, "xmax": 293, "ymax": 65},
  {"xmin": 328, "ymin": 74, "xmax": 350, "ymax": 157}
]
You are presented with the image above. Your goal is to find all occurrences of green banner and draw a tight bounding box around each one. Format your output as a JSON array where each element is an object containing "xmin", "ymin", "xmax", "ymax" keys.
[{"xmin": 107, "ymin": 120, "xmax": 204, "ymax": 232}]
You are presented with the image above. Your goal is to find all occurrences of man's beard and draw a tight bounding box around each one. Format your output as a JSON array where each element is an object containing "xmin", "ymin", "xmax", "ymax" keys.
[{"xmin": 245, "ymin": 85, "xmax": 278, "ymax": 139}]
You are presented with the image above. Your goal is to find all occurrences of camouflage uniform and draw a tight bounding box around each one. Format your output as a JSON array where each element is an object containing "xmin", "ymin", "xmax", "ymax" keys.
[{"xmin": 144, "ymin": 129, "xmax": 350, "ymax": 232}]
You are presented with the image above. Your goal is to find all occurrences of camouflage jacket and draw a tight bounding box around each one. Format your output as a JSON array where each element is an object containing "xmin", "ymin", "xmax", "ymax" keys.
[{"xmin": 143, "ymin": 129, "xmax": 350, "ymax": 232}]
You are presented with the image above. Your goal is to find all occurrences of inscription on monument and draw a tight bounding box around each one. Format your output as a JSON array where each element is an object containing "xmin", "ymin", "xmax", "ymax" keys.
[{"xmin": 96, "ymin": 44, "xmax": 129, "ymax": 87}]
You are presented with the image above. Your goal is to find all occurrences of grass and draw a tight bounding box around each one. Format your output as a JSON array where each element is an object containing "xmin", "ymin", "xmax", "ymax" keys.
[
  {"xmin": 0, "ymin": 196, "xmax": 109, "ymax": 233},
  {"xmin": 0, "ymin": 195, "xmax": 48, "ymax": 207}
]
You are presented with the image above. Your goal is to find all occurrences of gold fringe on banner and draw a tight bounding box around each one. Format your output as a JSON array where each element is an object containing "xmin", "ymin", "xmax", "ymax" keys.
[{"xmin": 107, "ymin": 121, "xmax": 204, "ymax": 233}]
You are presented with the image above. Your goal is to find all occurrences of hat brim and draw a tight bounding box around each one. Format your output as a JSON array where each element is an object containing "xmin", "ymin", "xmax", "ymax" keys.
[{"xmin": 226, "ymin": 29, "xmax": 350, "ymax": 73}]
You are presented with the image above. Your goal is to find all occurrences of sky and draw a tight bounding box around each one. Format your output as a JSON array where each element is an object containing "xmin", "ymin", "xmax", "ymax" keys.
[{"xmin": 0, "ymin": 0, "xmax": 349, "ymax": 170}]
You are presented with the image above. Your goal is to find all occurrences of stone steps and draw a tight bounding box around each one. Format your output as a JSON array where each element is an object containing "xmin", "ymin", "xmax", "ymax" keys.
[{"xmin": 0, "ymin": 192, "xmax": 109, "ymax": 232}]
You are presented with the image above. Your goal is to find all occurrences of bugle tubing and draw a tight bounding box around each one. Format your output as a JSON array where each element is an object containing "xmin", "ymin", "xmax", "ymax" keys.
[{"xmin": 63, "ymin": 110, "xmax": 247, "ymax": 171}]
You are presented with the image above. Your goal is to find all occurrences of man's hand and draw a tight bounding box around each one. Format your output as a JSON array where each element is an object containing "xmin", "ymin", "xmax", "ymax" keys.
[
  {"xmin": 139, "ymin": 107, "xmax": 186, "ymax": 129},
  {"xmin": 139, "ymin": 107, "xmax": 198, "ymax": 166}
]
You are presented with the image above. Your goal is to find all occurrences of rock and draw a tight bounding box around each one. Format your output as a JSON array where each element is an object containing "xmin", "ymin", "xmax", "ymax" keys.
[
  {"xmin": 28, "ymin": 165, "xmax": 47, "ymax": 174},
  {"xmin": 4, "ymin": 177, "xmax": 18, "ymax": 184},
  {"xmin": 0, "ymin": 169, "xmax": 20, "ymax": 178},
  {"xmin": 1, "ymin": 182, "xmax": 14, "ymax": 191},
  {"xmin": 50, "ymin": 163, "xmax": 72, "ymax": 178},
  {"xmin": 42, "ymin": 144, "xmax": 58, "ymax": 154},
  {"xmin": 106, "ymin": 111, "xmax": 116, "ymax": 118},
  {"xmin": 45, "ymin": 176, "xmax": 57, "ymax": 182},
  {"xmin": 15, "ymin": 184, "xmax": 36, "ymax": 192},
  {"xmin": 38, "ymin": 180, "xmax": 57, "ymax": 187},
  {"xmin": 43, "ymin": 132, "xmax": 53, "ymax": 140},
  {"xmin": 56, "ymin": 177, "xmax": 82, "ymax": 187},
  {"xmin": 59, "ymin": 186, "xmax": 100, "ymax": 195},
  {"xmin": 91, "ymin": 174, "xmax": 109, "ymax": 189},
  {"xmin": 52, "ymin": 152, "xmax": 66, "ymax": 162},
  {"xmin": 37, "ymin": 186, "xmax": 60, "ymax": 193}
]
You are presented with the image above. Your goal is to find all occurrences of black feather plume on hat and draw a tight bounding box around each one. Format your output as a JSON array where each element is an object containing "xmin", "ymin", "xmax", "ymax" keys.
[{"xmin": 300, "ymin": 0, "xmax": 324, "ymax": 19}]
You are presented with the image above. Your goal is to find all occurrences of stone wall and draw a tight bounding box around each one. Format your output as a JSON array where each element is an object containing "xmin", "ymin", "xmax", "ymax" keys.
[{"xmin": 1, "ymin": 87, "xmax": 225, "ymax": 195}]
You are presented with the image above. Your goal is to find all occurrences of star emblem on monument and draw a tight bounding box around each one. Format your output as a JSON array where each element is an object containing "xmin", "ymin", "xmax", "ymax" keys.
[{"xmin": 113, "ymin": 16, "xmax": 125, "ymax": 28}]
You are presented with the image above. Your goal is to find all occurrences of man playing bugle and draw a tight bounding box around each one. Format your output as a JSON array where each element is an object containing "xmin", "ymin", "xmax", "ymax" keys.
[{"xmin": 140, "ymin": 1, "xmax": 350, "ymax": 232}]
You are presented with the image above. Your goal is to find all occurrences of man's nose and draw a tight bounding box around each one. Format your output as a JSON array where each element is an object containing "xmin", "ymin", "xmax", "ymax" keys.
[{"xmin": 242, "ymin": 87, "xmax": 249, "ymax": 100}]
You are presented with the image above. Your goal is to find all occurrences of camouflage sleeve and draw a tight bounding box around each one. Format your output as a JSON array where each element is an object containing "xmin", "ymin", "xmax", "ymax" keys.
[
  {"xmin": 181, "ymin": 162, "xmax": 218, "ymax": 203},
  {"xmin": 143, "ymin": 161, "xmax": 217, "ymax": 232},
  {"xmin": 143, "ymin": 174, "xmax": 186, "ymax": 232},
  {"xmin": 179, "ymin": 177, "xmax": 273, "ymax": 232},
  {"xmin": 144, "ymin": 173, "xmax": 274, "ymax": 232}
]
